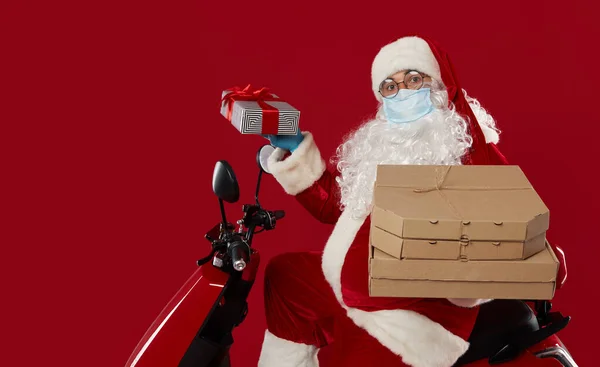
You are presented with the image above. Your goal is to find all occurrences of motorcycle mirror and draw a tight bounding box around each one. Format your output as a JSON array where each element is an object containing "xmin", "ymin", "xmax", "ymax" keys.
[
  {"xmin": 257, "ymin": 144, "xmax": 276, "ymax": 174},
  {"xmin": 212, "ymin": 160, "xmax": 240, "ymax": 203}
]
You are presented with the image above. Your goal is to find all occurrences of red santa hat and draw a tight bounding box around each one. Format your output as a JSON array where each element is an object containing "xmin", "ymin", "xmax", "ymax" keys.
[
  {"xmin": 370, "ymin": 35, "xmax": 509, "ymax": 166},
  {"xmin": 371, "ymin": 36, "xmax": 442, "ymax": 98}
]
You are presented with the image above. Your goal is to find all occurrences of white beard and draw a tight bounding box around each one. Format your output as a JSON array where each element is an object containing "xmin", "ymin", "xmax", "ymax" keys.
[{"xmin": 333, "ymin": 106, "xmax": 473, "ymax": 220}]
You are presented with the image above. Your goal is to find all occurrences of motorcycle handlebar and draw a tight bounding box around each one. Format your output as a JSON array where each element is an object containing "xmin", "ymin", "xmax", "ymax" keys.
[{"xmin": 229, "ymin": 239, "xmax": 250, "ymax": 271}]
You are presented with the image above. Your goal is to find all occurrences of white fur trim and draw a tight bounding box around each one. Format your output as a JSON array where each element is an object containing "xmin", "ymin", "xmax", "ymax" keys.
[
  {"xmin": 447, "ymin": 298, "xmax": 493, "ymax": 308},
  {"xmin": 346, "ymin": 308, "xmax": 470, "ymax": 367},
  {"xmin": 321, "ymin": 210, "xmax": 470, "ymax": 367},
  {"xmin": 257, "ymin": 329, "xmax": 319, "ymax": 367},
  {"xmin": 479, "ymin": 125, "xmax": 500, "ymax": 144},
  {"xmin": 267, "ymin": 132, "xmax": 326, "ymax": 195},
  {"xmin": 372, "ymin": 36, "xmax": 442, "ymax": 101}
]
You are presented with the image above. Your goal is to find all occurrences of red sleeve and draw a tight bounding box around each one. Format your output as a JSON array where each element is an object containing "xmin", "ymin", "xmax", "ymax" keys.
[
  {"xmin": 294, "ymin": 164, "xmax": 342, "ymax": 225},
  {"xmin": 267, "ymin": 132, "xmax": 343, "ymax": 225}
]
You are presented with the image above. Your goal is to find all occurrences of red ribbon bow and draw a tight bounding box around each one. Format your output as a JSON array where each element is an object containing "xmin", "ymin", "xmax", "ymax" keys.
[{"xmin": 221, "ymin": 84, "xmax": 282, "ymax": 135}]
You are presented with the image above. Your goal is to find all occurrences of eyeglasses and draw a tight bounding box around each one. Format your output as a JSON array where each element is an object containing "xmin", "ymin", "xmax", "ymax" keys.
[{"xmin": 378, "ymin": 71, "xmax": 428, "ymax": 99}]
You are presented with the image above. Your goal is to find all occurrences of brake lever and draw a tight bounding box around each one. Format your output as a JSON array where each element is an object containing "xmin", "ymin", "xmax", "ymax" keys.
[
  {"xmin": 196, "ymin": 248, "xmax": 217, "ymax": 266},
  {"xmin": 196, "ymin": 242, "xmax": 227, "ymax": 266}
]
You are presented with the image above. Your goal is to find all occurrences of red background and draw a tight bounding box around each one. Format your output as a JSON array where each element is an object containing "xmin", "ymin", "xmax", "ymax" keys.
[{"xmin": 2, "ymin": 0, "xmax": 598, "ymax": 366}]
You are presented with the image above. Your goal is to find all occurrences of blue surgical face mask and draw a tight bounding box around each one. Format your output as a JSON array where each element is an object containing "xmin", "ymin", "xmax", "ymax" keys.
[{"xmin": 382, "ymin": 88, "xmax": 434, "ymax": 124}]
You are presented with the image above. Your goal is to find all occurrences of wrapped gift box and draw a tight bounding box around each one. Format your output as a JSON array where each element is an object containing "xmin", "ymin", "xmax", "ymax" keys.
[
  {"xmin": 220, "ymin": 85, "xmax": 300, "ymax": 135},
  {"xmin": 368, "ymin": 241, "xmax": 559, "ymax": 300},
  {"xmin": 370, "ymin": 165, "xmax": 550, "ymax": 261}
]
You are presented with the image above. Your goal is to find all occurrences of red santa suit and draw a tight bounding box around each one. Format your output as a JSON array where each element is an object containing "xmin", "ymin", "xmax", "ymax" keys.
[{"xmin": 257, "ymin": 36, "xmax": 509, "ymax": 367}]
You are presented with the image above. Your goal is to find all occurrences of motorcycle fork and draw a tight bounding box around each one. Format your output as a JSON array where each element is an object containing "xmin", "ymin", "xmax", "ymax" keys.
[{"xmin": 177, "ymin": 272, "xmax": 254, "ymax": 367}]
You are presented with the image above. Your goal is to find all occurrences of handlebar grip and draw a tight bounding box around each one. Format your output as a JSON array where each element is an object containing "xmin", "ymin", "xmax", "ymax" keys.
[
  {"xmin": 229, "ymin": 240, "xmax": 250, "ymax": 271},
  {"xmin": 273, "ymin": 210, "xmax": 285, "ymax": 220}
]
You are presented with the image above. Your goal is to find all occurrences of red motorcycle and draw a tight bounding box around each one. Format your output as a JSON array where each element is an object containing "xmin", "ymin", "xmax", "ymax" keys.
[{"xmin": 125, "ymin": 145, "xmax": 577, "ymax": 367}]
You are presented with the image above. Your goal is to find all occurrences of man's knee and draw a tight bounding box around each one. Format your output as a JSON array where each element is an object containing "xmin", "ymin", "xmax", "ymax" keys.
[
  {"xmin": 264, "ymin": 252, "xmax": 319, "ymax": 291},
  {"xmin": 264, "ymin": 253, "xmax": 295, "ymax": 284},
  {"xmin": 263, "ymin": 252, "xmax": 336, "ymax": 349},
  {"xmin": 264, "ymin": 252, "xmax": 302, "ymax": 309}
]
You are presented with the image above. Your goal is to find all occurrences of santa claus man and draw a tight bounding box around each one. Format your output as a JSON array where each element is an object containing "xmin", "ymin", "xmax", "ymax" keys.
[{"xmin": 257, "ymin": 36, "xmax": 509, "ymax": 367}]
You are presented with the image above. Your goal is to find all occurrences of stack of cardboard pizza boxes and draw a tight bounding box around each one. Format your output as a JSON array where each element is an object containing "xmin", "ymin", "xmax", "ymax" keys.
[{"xmin": 368, "ymin": 165, "xmax": 559, "ymax": 300}]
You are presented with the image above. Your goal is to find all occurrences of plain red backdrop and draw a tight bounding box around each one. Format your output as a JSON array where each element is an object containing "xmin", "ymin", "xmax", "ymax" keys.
[{"xmin": 2, "ymin": 0, "xmax": 599, "ymax": 366}]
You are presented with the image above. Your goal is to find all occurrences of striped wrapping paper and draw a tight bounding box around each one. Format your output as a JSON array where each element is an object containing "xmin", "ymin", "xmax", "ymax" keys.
[{"xmin": 220, "ymin": 89, "xmax": 300, "ymax": 135}]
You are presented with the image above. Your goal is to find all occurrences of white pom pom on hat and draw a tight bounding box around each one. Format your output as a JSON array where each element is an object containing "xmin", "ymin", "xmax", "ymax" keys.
[{"xmin": 371, "ymin": 36, "xmax": 442, "ymax": 101}]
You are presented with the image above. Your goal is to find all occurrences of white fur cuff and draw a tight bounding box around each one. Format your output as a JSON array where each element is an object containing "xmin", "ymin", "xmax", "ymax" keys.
[
  {"xmin": 347, "ymin": 308, "xmax": 470, "ymax": 367},
  {"xmin": 257, "ymin": 330, "xmax": 319, "ymax": 367},
  {"xmin": 267, "ymin": 132, "xmax": 326, "ymax": 195},
  {"xmin": 447, "ymin": 298, "xmax": 493, "ymax": 308}
]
